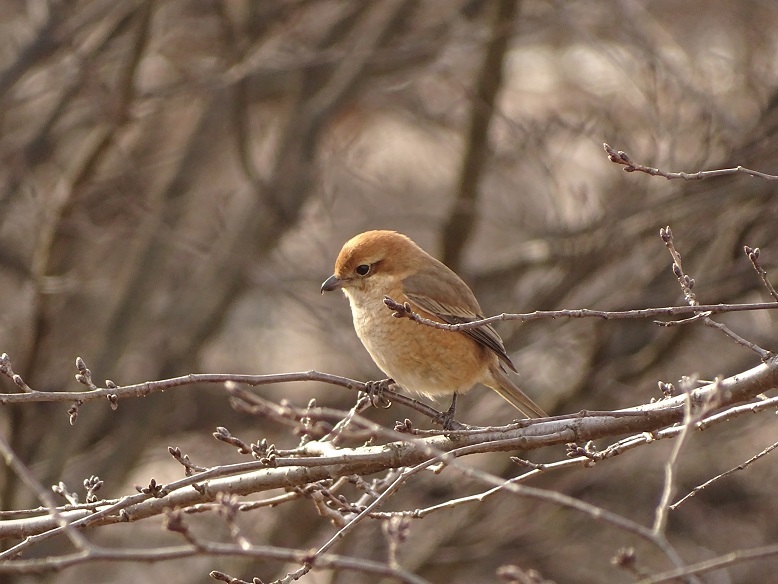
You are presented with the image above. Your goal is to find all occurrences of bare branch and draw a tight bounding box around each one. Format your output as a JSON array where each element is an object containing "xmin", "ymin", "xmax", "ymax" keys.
[
  {"xmin": 0, "ymin": 433, "xmax": 91, "ymax": 554},
  {"xmin": 604, "ymin": 143, "xmax": 778, "ymax": 181},
  {"xmin": 745, "ymin": 246, "xmax": 778, "ymax": 302},
  {"xmin": 652, "ymin": 377, "xmax": 709, "ymax": 535},
  {"xmin": 382, "ymin": 298, "xmax": 778, "ymax": 331},
  {"xmin": 637, "ymin": 543, "xmax": 778, "ymax": 584},
  {"xmin": 658, "ymin": 227, "xmax": 773, "ymax": 358},
  {"xmin": 671, "ymin": 439, "xmax": 778, "ymax": 510},
  {"xmin": 0, "ymin": 363, "xmax": 442, "ymax": 426}
]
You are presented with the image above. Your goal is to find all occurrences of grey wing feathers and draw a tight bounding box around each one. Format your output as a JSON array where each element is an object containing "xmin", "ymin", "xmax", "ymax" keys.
[{"xmin": 403, "ymin": 267, "xmax": 517, "ymax": 372}]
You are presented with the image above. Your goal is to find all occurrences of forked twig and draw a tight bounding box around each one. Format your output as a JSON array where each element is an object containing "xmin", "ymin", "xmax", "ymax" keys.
[{"xmin": 659, "ymin": 227, "xmax": 773, "ymax": 358}]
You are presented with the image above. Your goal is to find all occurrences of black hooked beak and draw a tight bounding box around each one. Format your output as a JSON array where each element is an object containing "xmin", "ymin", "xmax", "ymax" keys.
[{"xmin": 320, "ymin": 275, "xmax": 343, "ymax": 294}]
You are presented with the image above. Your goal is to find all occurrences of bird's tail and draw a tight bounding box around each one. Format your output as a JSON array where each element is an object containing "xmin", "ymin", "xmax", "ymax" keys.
[{"xmin": 486, "ymin": 366, "xmax": 548, "ymax": 418}]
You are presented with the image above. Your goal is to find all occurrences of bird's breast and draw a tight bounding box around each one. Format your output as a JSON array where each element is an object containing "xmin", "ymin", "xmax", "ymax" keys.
[{"xmin": 343, "ymin": 287, "xmax": 491, "ymax": 396}]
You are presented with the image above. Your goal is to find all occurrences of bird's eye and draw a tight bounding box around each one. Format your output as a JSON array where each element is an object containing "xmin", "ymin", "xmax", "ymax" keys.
[{"xmin": 355, "ymin": 264, "xmax": 371, "ymax": 276}]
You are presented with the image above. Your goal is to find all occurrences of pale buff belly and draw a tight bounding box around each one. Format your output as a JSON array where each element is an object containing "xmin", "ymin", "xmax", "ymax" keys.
[{"xmin": 348, "ymin": 296, "xmax": 487, "ymax": 397}]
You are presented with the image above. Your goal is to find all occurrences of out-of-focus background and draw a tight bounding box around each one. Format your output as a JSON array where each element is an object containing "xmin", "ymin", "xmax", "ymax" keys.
[{"xmin": 1, "ymin": 1, "xmax": 777, "ymax": 582}]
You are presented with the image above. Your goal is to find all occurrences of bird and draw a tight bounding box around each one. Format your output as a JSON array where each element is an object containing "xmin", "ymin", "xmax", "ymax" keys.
[{"xmin": 320, "ymin": 230, "xmax": 547, "ymax": 420}]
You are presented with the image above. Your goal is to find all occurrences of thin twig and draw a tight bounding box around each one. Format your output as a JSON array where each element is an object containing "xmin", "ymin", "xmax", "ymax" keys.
[
  {"xmin": 381, "ymin": 299, "xmax": 778, "ymax": 332},
  {"xmin": 0, "ymin": 360, "xmax": 453, "ymax": 426},
  {"xmin": 659, "ymin": 227, "xmax": 699, "ymax": 307},
  {"xmin": 637, "ymin": 542, "xmax": 778, "ymax": 584},
  {"xmin": 670, "ymin": 439, "xmax": 778, "ymax": 510},
  {"xmin": 603, "ymin": 143, "xmax": 778, "ymax": 181},
  {"xmin": 658, "ymin": 227, "xmax": 773, "ymax": 358},
  {"xmin": 701, "ymin": 318, "xmax": 773, "ymax": 358},
  {"xmin": 448, "ymin": 455, "xmax": 699, "ymax": 583},
  {"xmin": 652, "ymin": 378, "xmax": 697, "ymax": 535},
  {"xmin": 744, "ymin": 246, "xmax": 778, "ymax": 302},
  {"xmin": 696, "ymin": 394, "xmax": 778, "ymax": 429},
  {"xmin": 0, "ymin": 434, "xmax": 93, "ymax": 555},
  {"xmin": 281, "ymin": 458, "xmax": 443, "ymax": 582}
]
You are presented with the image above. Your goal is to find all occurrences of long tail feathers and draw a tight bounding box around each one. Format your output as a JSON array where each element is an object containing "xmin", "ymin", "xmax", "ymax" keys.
[{"xmin": 487, "ymin": 367, "xmax": 548, "ymax": 418}]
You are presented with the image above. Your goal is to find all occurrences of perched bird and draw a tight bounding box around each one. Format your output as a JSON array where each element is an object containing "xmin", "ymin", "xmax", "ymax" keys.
[{"xmin": 321, "ymin": 230, "xmax": 547, "ymax": 419}]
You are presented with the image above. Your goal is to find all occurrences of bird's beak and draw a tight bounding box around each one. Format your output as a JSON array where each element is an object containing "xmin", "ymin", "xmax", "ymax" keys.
[{"xmin": 320, "ymin": 275, "xmax": 343, "ymax": 294}]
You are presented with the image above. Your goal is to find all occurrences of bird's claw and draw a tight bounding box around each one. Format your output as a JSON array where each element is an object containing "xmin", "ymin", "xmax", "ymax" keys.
[
  {"xmin": 364, "ymin": 378, "xmax": 394, "ymax": 409},
  {"xmin": 434, "ymin": 411, "xmax": 456, "ymax": 431},
  {"xmin": 434, "ymin": 394, "xmax": 460, "ymax": 431}
]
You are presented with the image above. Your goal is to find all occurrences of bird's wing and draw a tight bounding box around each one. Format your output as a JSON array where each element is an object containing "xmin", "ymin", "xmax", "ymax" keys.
[{"xmin": 403, "ymin": 267, "xmax": 517, "ymax": 372}]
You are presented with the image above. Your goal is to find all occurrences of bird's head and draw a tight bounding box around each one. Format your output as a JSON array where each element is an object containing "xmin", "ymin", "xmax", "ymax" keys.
[{"xmin": 321, "ymin": 230, "xmax": 425, "ymax": 295}]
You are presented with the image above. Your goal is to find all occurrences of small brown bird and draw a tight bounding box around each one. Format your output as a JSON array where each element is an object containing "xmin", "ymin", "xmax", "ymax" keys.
[{"xmin": 321, "ymin": 230, "xmax": 547, "ymax": 419}]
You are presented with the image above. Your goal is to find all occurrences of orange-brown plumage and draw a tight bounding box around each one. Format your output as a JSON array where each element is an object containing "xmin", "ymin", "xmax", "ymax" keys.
[{"xmin": 321, "ymin": 230, "xmax": 547, "ymax": 418}]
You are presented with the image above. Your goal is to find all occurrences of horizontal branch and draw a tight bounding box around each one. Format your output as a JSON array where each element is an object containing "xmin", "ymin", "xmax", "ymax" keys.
[
  {"xmin": 0, "ymin": 368, "xmax": 361, "ymax": 404},
  {"xmin": 383, "ymin": 297, "xmax": 778, "ymax": 333},
  {"xmin": 604, "ymin": 143, "xmax": 778, "ymax": 181},
  {"xmin": 0, "ymin": 368, "xmax": 436, "ymax": 423}
]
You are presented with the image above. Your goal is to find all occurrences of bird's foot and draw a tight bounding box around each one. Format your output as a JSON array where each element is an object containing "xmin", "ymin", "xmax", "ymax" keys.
[
  {"xmin": 364, "ymin": 378, "xmax": 394, "ymax": 409},
  {"xmin": 434, "ymin": 394, "xmax": 460, "ymax": 432}
]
